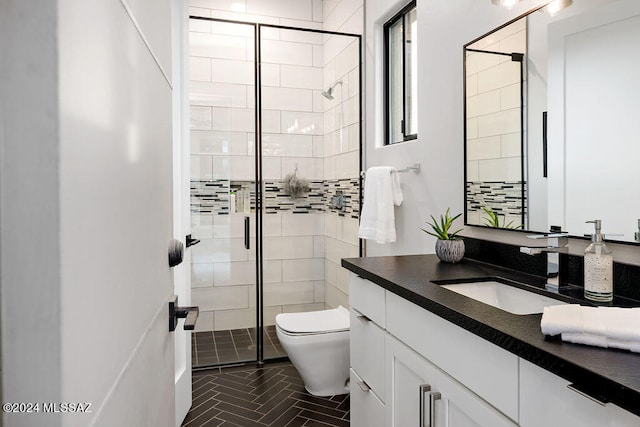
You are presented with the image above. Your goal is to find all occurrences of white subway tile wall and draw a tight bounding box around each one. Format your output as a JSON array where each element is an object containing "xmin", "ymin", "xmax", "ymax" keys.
[
  {"xmin": 189, "ymin": 0, "xmax": 362, "ymax": 332},
  {"xmin": 466, "ymin": 17, "xmax": 526, "ymax": 228}
]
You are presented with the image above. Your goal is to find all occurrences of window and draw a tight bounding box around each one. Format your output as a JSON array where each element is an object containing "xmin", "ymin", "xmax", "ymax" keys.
[{"xmin": 384, "ymin": 1, "xmax": 417, "ymax": 144}]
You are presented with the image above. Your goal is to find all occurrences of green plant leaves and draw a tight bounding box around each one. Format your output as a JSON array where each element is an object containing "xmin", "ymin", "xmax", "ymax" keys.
[
  {"xmin": 482, "ymin": 207, "xmax": 523, "ymax": 229},
  {"xmin": 422, "ymin": 207, "xmax": 462, "ymax": 240}
]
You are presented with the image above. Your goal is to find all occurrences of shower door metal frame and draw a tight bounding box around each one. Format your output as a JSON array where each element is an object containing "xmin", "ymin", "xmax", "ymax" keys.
[
  {"xmin": 189, "ymin": 15, "xmax": 363, "ymax": 368},
  {"xmin": 463, "ymin": 46, "xmax": 527, "ymax": 230}
]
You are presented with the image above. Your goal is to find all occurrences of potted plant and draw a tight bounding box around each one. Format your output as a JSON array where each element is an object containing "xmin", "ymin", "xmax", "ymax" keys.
[{"xmin": 422, "ymin": 208, "xmax": 465, "ymax": 263}]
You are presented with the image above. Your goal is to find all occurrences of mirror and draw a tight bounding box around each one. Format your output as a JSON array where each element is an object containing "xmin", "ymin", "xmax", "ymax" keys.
[{"xmin": 464, "ymin": 0, "xmax": 640, "ymax": 243}]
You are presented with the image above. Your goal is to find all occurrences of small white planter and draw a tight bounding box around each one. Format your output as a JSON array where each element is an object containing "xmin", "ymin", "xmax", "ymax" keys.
[{"xmin": 435, "ymin": 239, "xmax": 465, "ymax": 263}]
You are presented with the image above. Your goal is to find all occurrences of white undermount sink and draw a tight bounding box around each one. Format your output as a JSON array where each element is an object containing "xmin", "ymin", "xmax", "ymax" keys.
[{"xmin": 441, "ymin": 280, "xmax": 567, "ymax": 315}]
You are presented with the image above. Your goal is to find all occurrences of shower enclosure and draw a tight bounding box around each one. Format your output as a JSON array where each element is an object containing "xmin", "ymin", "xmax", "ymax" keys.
[
  {"xmin": 464, "ymin": 43, "xmax": 526, "ymax": 230},
  {"xmin": 188, "ymin": 17, "xmax": 362, "ymax": 368}
]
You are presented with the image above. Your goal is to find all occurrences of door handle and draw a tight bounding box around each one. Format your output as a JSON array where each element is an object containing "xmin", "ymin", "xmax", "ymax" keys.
[
  {"xmin": 356, "ymin": 314, "xmax": 371, "ymax": 322},
  {"xmin": 244, "ymin": 216, "xmax": 250, "ymax": 249},
  {"xmin": 357, "ymin": 380, "xmax": 370, "ymax": 392},
  {"xmin": 185, "ymin": 234, "xmax": 200, "ymax": 248},
  {"xmin": 168, "ymin": 239, "xmax": 184, "ymax": 267},
  {"xmin": 169, "ymin": 295, "xmax": 199, "ymax": 332}
]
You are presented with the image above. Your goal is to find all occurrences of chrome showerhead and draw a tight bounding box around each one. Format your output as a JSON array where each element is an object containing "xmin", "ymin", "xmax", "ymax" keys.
[
  {"xmin": 321, "ymin": 87, "xmax": 335, "ymax": 100},
  {"xmin": 321, "ymin": 80, "xmax": 343, "ymax": 101}
]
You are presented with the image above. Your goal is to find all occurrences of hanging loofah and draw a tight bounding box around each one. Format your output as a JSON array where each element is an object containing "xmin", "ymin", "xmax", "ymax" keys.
[{"xmin": 283, "ymin": 166, "xmax": 310, "ymax": 198}]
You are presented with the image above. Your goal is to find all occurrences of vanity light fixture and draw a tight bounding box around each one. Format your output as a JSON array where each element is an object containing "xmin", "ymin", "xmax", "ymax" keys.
[
  {"xmin": 544, "ymin": 0, "xmax": 573, "ymax": 16},
  {"xmin": 491, "ymin": 0, "xmax": 523, "ymax": 8}
]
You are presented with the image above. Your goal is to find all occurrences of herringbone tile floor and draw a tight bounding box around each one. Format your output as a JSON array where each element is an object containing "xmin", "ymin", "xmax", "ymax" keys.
[
  {"xmin": 181, "ymin": 361, "xmax": 350, "ymax": 427},
  {"xmin": 192, "ymin": 326, "xmax": 287, "ymax": 367}
]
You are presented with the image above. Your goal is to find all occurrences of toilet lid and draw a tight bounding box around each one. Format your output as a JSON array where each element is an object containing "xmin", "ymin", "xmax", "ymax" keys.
[{"xmin": 276, "ymin": 305, "xmax": 350, "ymax": 334}]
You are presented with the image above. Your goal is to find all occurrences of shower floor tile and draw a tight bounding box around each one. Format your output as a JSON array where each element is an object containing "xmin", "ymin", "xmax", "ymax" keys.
[
  {"xmin": 181, "ymin": 361, "xmax": 350, "ymax": 427},
  {"xmin": 192, "ymin": 325, "xmax": 287, "ymax": 367}
]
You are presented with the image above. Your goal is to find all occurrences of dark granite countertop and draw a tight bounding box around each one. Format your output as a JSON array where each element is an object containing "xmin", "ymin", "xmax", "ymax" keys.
[{"xmin": 341, "ymin": 254, "xmax": 640, "ymax": 417}]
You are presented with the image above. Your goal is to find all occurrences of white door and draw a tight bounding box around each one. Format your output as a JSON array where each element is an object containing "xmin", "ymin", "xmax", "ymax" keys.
[{"xmin": 172, "ymin": 1, "xmax": 193, "ymax": 425}]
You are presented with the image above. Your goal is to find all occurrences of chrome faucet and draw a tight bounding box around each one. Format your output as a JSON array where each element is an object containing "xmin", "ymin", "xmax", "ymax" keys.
[{"xmin": 520, "ymin": 233, "xmax": 569, "ymax": 292}]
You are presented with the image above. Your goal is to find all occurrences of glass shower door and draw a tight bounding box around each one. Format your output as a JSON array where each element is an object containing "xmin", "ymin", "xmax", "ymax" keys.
[
  {"xmin": 258, "ymin": 25, "xmax": 362, "ymax": 361},
  {"xmin": 188, "ymin": 17, "xmax": 362, "ymax": 368},
  {"xmin": 188, "ymin": 18, "xmax": 259, "ymax": 367}
]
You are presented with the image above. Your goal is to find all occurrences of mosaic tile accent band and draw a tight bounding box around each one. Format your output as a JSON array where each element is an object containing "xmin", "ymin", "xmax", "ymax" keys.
[
  {"xmin": 264, "ymin": 180, "xmax": 325, "ymax": 214},
  {"xmin": 191, "ymin": 178, "xmax": 360, "ymax": 219},
  {"xmin": 466, "ymin": 180, "xmax": 526, "ymax": 218},
  {"xmin": 326, "ymin": 178, "xmax": 360, "ymax": 219}
]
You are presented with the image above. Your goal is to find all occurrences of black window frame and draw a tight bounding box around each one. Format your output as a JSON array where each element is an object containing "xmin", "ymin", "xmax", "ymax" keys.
[{"xmin": 384, "ymin": 0, "xmax": 418, "ymax": 145}]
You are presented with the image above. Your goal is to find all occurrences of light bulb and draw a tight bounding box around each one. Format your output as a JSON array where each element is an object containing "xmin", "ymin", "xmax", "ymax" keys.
[
  {"xmin": 544, "ymin": 0, "xmax": 573, "ymax": 16},
  {"xmin": 491, "ymin": 0, "xmax": 522, "ymax": 9}
]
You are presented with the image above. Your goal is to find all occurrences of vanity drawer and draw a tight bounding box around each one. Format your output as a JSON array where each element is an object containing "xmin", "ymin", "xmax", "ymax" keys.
[
  {"xmin": 350, "ymin": 368, "xmax": 385, "ymax": 427},
  {"xmin": 349, "ymin": 274, "xmax": 385, "ymax": 328},
  {"xmin": 350, "ymin": 308, "xmax": 385, "ymax": 399},
  {"xmin": 385, "ymin": 291, "xmax": 519, "ymax": 422},
  {"xmin": 520, "ymin": 358, "xmax": 639, "ymax": 427}
]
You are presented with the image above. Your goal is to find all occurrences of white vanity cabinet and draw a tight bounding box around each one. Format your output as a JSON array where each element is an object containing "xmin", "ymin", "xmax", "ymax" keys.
[
  {"xmin": 386, "ymin": 333, "xmax": 517, "ymax": 427},
  {"xmin": 348, "ymin": 272, "xmax": 640, "ymax": 427},
  {"xmin": 349, "ymin": 275, "xmax": 386, "ymax": 427},
  {"xmin": 385, "ymin": 291, "xmax": 519, "ymax": 422},
  {"xmin": 519, "ymin": 359, "xmax": 639, "ymax": 427},
  {"xmin": 349, "ymin": 273, "xmax": 518, "ymax": 427}
]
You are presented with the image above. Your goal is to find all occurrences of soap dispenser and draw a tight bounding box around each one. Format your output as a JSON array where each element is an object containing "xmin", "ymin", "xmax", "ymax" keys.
[{"xmin": 584, "ymin": 220, "xmax": 613, "ymax": 302}]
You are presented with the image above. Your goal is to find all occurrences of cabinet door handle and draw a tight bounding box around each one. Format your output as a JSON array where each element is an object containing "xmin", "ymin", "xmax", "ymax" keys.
[
  {"xmin": 419, "ymin": 384, "xmax": 431, "ymax": 427},
  {"xmin": 357, "ymin": 380, "xmax": 370, "ymax": 392},
  {"xmin": 567, "ymin": 384, "xmax": 607, "ymax": 406},
  {"xmin": 428, "ymin": 391, "xmax": 442, "ymax": 427},
  {"xmin": 356, "ymin": 314, "xmax": 371, "ymax": 322}
]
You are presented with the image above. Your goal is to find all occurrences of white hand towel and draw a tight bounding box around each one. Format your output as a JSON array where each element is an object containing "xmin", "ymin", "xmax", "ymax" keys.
[
  {"xmin": 541, "ymin": 304, "xmax": 584, "ymax": 336},
  {"xmin": 598, "ymin": 306, "xmax": 640, "ymax": 342},
  {"xmin": 358, "ymin": 166, "xmax": 403, "ymax": 244},
  {"xmin": 542, "ymin": 304, "xmax": 640, "ymax": 353},
  {"xmin": 581, "ymin": 306, "xmax": 607, "ymax": 337},
  {"xmin": 562, "ymin": 334, "xmax": 640, "ymax": 353},
  {"xmin": 607, "ymin": 338, "xmax": 640, "ymax": 353},
  {"xmin": 561, "ymin": 332, "xmax": 608, "ymax": 349}
]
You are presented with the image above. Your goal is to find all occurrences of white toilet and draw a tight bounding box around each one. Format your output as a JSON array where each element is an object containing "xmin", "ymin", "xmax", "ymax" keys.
[{"xmin": 275, "ymin": 306, "xmax": 350, "ymax": 396}]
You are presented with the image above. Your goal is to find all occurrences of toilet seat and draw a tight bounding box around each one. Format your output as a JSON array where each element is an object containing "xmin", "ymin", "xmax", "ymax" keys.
[{"xmin": 276, "ymin": 306, "xmax": 349, "ymax": 335}]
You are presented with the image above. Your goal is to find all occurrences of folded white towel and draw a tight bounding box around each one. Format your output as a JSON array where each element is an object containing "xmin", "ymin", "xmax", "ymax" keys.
[
  {"xmin": 541, "ymin": 304, "xmax": 640, "ymax": 353},
  {"xmin": 598, "ymin": 306, "xmax": 640, "ymax": 342},
  {"xmin": 358, "ymin": 166, "xmax": 403, "ymax": 244},
  {"xmin": 608, "ymin": 338, "xmax": 640, "ymax": 353},
  {"xmin": 562, "ymin": 332, "xmax": 608, "ymax": 349},
  {"xmin": 562, "ymin": 333, "xmax": 640, "ymax": 353},
  {"xmin": 541, "ymin": 304, "xmax": 583, "ymax": 336}
]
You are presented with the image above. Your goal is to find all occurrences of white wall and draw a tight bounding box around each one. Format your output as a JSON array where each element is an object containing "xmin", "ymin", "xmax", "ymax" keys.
[
  {"xmin": 1, "ymin": 0, "xmax": 176, "ymax": 426},
  {"xmin": 322, "ymin": 0, "xmax": 363, "ymax": 310},
  {"xmin": 363, "ymin": 0, "xmax": 572, "ymax": 257}
]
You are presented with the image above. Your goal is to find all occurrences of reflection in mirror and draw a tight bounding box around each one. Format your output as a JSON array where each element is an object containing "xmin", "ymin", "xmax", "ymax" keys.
[
  {"xmin": 549, "ymin": 0, "xmax": 640, "ymax": 243},
  {"xmin": 464, "ymin": 17, "xmax": 530, "ymax": 231},
  {"xmin": 464, "ymin": 0, "xmax": 640, "ymax": 243}
]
